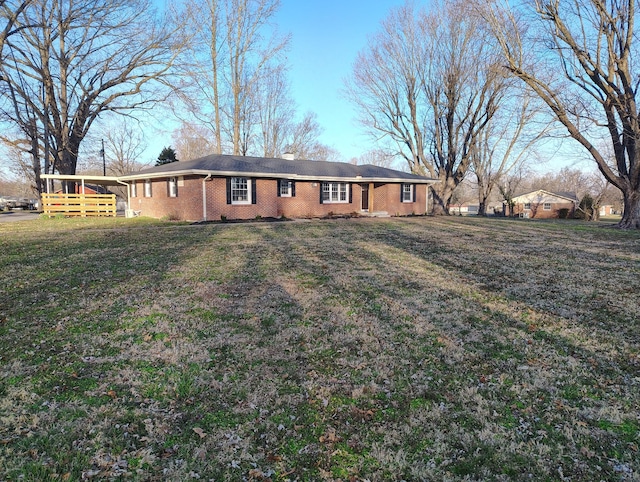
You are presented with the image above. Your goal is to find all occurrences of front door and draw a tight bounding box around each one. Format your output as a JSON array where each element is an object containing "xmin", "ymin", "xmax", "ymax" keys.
[{"xmin": 361, "ymin": 184, "xmax": 369, "ymax": 211}]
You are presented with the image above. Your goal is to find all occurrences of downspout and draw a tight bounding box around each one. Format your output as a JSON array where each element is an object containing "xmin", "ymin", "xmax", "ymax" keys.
[
  {"xmin": 202, "ymin": 174, "xmax": 212, "ymax": 221},
  {"xmin": 116, "ymin": 180, "xmax": 130, "ymax": 216},
  {"xmin": 426, "ymin": 184, "xmax": 429, "ymax": 215}
]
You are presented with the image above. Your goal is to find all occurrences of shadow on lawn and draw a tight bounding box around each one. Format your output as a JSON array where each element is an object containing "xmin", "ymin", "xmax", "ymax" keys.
[
  {"xmin": 256, "ymin": 220, "xmax": 637, "ymax": 479},
  {"xmin": 366, "ymin": 218, "xmax": 640, "ymax": 400},
  {"xmin": 2, "ymin": 218, "xmax": 639, "ymax": 481},
  {"xmin": 0, "ymin": 225, "xmax": 244, "ymax": 479}
]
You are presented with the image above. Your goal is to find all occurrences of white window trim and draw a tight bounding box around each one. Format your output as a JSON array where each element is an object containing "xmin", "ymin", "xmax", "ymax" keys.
[
  {"xmin": 168, "ymin": 177, "xmax": 178, "ymax": 197},
  {"xmin": 231, "ymin": 177, "xmax": 252, "ymax": 205},
  {"xmin": 144, "ymin": 179, "xmax": 152, "ymax": 198},
  {"xmin": 524, "ymin": 202, "xmax": 531, "ymax": 210},
  {"xmin": 130, "ymin": 182, "xmax": 137, "ymax": 198},
  {"xmin": 322, "ymin": 182, "xmax": 349, "ymax": 204},
  {"xmin": 402, "ymin": 184, "xmax": 413, "ymax": 203},
  {"xmin": 543, "ymin": 202, "xmax": 551, "ymax": 210},
  {"xmin": 280, "ymin": 180, "xmax": 293, "ymax": 197}
]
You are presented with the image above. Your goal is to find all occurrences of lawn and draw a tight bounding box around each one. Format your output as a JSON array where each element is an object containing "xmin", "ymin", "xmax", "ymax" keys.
[{"xmin": 1, "ymin": 216, "xmax": 639, "ymax": 481}]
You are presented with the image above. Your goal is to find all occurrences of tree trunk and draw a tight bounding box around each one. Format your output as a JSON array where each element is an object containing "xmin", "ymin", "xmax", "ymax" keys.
[
  {"xmin": 57, "ymin": 138, "xmax": 80, "ymax": 193},
  {"xmin": 478, "ymin": 200, "xmax": 486, "ymax": 216},
  {"xmin": 619, "ymin": 190, "xmax": 640, "ymax": 229},
  {"xmin": 432, "ymin": 184, "xmax": 454, "ymax": 215}
]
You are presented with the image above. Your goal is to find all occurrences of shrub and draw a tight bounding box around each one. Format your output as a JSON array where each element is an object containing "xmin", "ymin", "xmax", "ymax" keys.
[{"xmin": 558, "ymin": 208, "xmax": 570, "ymax": 219}]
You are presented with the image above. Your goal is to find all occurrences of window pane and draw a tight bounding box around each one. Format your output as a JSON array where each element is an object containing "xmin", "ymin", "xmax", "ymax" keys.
[
  {"xmin": 232, "ymin": 177, "xmax": 248, "ymax": 202},
  {"xmin": 403, "ymin": 184, "xmax": 412, "ymax": 201},
  {"xmin": 321, "ymin": 182, "xmax": 349, "ymax": 203}
]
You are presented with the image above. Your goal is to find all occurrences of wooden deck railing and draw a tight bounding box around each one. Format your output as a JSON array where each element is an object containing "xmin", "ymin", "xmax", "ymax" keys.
[{"xmin": 41, "ymin": 193, "xmax": 117, "ymax": 217}]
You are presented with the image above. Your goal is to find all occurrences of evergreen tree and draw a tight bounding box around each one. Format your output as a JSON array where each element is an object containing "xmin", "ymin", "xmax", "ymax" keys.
[
  {"xmin": 156, "ymin": 146, "xmax": 179, "ymax": 166},
  {"xmin": 575, "ymin": 194, "xmax": 597, "ymax": 221}
]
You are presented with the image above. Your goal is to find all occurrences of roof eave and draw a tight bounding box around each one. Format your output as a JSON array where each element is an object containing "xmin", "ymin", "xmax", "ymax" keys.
[
  {"xmin": 118, "ymin": 169, "xmax": 438, "ymax": 184},
  {"xmin": 512, "ymin": 189, "xmax": 578, "ymax": 203}
]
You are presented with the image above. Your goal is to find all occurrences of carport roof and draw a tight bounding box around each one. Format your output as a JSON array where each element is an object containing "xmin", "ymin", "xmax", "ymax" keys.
[{"xmin": 41, "ymin": 174, "xmax": 126, "ymax": 187}]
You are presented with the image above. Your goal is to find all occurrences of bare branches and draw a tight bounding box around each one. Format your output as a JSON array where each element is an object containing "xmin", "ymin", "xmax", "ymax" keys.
[
  {"xmin": 0, "ymin": 0, "xmax": 182, "ymax": 182},
  {"xmin": 346, "ymin": 0, "xmax": 509, "ymax": 214},
  {"xmin": 176, "ymin": 0, "xmax": 290, "ymax": 156},
  {"xmin": 0, "ymin": 0, "xmax": 31, "ymax": 64},
  {"xmin": 471, "ymin": 87, "xmax": 554, "ymax": 215},
  {"xmin": 480, "ymin": 0, "xmax": 640, "ymax": 227}
]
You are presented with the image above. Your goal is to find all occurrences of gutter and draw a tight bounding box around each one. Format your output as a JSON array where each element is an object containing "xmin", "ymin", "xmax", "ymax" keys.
[{"xmin": 119, "ymin": 169, "xmax": 439, "ymax": 184}]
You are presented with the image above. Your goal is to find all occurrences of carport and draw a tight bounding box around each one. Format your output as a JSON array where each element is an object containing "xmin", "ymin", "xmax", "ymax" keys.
[{"xmin": 40, "ymin": 174, "xmax": 130, "ymax": 217}]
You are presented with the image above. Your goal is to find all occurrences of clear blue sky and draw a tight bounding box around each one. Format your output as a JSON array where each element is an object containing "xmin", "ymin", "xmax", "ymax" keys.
[
  {"xmin": 140, "ymin": 0, "xmax": 403, "ymax": 164},
  {"xmin": 274, "ymin": 0, "xmax": 404, "ymax": 161}
]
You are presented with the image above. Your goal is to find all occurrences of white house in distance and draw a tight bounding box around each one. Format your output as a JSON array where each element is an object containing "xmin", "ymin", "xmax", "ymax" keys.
[{"xmin": 511, "ymin": 190, "xmax": 579, "ymax": 219}]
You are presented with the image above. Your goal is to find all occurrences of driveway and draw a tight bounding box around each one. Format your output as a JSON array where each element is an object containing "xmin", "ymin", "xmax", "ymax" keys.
[{"xmin": 0, "ymin": 211, "xmax": 40, "ymax": 223}]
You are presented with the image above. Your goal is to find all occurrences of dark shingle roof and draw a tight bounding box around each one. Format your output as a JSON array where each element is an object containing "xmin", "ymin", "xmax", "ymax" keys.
[
  {"xmin": 513, "ymin": 189, "xmax": 579, "ymax": 202},
  {"xmin": 120, "ymin": 154, "xmax": 435, "ymax": 183},
  {"xmin": 554, "ymin": 191, "xmax": 579, "ymax": 202}
]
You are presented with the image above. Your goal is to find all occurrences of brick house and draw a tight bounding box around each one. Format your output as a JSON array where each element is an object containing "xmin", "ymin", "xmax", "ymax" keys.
[
  {"xmin": 511, "ymin": 190, "xmax": 578, "ymax": 219},
  {"xmin": 118, "ymin": 154, "xmax": 437, "ymax": 221},
  {"xmin": 599, "ymin": 205, "xmax": 616, "ymax": 216}
]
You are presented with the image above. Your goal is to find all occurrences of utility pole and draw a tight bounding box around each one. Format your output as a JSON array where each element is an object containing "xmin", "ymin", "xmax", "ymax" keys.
[{"xmin": 101, "ymin": 139, "xmax": 106, "ymax": 176}]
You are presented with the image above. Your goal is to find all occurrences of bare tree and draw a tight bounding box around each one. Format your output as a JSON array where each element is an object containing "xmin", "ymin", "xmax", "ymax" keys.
[
  {"xmin": 102, "ymin": 123, "xmax": 150, "ymax": 176},
  {"xmin": 0, "ymin": 0, "xmax": 31, "ymax": 62},
  {"xmin": 352, "ymin": 148, "xmax": 398, "ymax": 169},
  {"xmin": 0, "ymin": 0, "xmax": 182, "ymax": 190},
  {"xmin": 472, "ymin": 91, "xmax": 552, "ymax": 215},
  {"xmin": 281, "ymin": 111, "xmax": 339, "ymax": 161},
  {"xmin": 450, "ymin": 179, "xmax": 477, "ymax": 214},
  {"xmin": 347, "ymin": 0, "xmax": 508, "ymax": 215},
  {"xmin": 482, "ymin": 0, "xmax": 640, "ymax": 228},
  {"xmin": 499, "ymin": 167, "xmax": 526, "ymax": 217},
  {"xmin": 172, "ymin": 121, "xmax": 217, "ymax": 161},
  {"xmin": 255, "ymin": 64, "xmax": 295, "ymax": 157},
  {"xmin": 177, "ymin": 0, "xmax": 289, "ymax": 156}
]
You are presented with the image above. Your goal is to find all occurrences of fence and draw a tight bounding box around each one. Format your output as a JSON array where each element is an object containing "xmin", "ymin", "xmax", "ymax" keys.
[{"xmin": 41, "ymin": 193, "xmax": 117, "ymax": 217}]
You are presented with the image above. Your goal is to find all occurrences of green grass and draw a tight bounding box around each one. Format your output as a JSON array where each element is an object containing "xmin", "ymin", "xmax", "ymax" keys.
[{"xmin": 1, "ymin": 215, "xmax": 639, "ymax": 480}]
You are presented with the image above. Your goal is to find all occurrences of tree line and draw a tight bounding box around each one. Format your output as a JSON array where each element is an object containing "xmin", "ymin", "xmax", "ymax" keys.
[
  {"xmin": 0, "ymin": 0, "xmax": 335, "ymax": 193},
  {"xmin": 347, "ymin": 0, "xmax": 640, "ymax": 228},
  {"xmin": 1, "ymin": 0, "xmax": 640, "ymax": 228}
]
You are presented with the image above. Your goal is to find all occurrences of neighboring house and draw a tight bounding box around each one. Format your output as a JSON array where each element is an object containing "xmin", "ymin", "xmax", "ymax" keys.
[
  {"xmin": 117, "ymin": 154, "xmax": 438, "ymax": 221},
  {"xmin": 55, "ymin": 183, "xmax": 112, "ymax": 195},
  {"xmin": 449, "ymin": 203, "xmax": 479, "ymax": 215},
  {"xmin": 599, "ymin": 205, "xmax": 616, "ymax": 216},
  {"xmin": 511, "ymin": 190, "xmax": 578, "ymax": 219}
]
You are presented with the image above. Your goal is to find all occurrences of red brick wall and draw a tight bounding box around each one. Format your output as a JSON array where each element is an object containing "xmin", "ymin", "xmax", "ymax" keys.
[
  {"xmin": 130, "ymin": 176, "xmax": 204, "ymax": 221},
  {"xmin": 514, "ymin": 202, "xmax": 575, "ymax": 219},
  {"xmin": 372, "ymin": 183, "xmax": 427, "ymax": 215},
  {"xmin": 204, "ymin": 178, "xmax": 278, "ymax": 221},
  {"xmin": 129, "ymin": 176, "xmax": 429, "ymax": 221}
]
